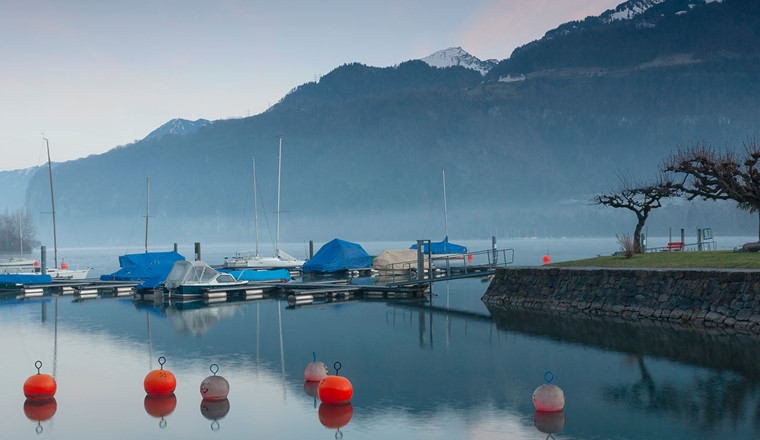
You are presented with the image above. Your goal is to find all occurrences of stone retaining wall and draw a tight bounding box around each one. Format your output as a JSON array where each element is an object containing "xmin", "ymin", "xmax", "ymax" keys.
[{"xmin": 482, "ymin": 267, "xmax": 760, "ymax": 333}]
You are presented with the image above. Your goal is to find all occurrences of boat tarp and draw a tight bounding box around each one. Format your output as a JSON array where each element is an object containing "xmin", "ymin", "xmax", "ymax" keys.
[
  {"xmin": 219, "ymin": 268, "xmax": 291, "ymax": 281},
  {"xmin": 100, "ymin": 251, "xmax": 185, "ymax": 288},
  {"xmin": 302, "ymin": 238, "xmax": 373, "ymax": 273},
  {"xmin": 409, "ymin": 236, "xmax": 467, "ymax": 254},
  {"xmin": 0, "ymin": 274, "xmax": 53, "ymax": 286},
  {"xmin": 372, "ymin": 249, "xmax": 430, "ymax": 274}
]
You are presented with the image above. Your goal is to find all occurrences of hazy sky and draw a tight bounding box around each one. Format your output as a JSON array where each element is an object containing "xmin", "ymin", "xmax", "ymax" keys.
[{"xmin": 0, "ymin": 0, "xmax": 621, "ymax": 171}]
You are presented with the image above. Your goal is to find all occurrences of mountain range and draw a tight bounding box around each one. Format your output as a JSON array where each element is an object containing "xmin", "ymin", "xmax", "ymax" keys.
[{"xmin": 4, "ymin": 0, "xmax": 760, "ymax": 248}]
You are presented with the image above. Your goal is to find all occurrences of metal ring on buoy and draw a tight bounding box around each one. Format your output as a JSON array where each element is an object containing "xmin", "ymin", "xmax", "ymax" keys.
[
  {"xmin": 544, "ymin": 370, "xmax": 554, "ymax": 384},
  {"xmin": 158, "ymin": 356, "xmax": 166, "ymax": 370},
  {"xmin": 334, "ymin": 361, "xmax": 342, "ymax": 376},
  {"xmin": 210, "ymin": 364, "xmax": 219, "ymax": 376},
  {"xmin": 35, "ymin": 360, "xmax": 42, "ymax": 375}
]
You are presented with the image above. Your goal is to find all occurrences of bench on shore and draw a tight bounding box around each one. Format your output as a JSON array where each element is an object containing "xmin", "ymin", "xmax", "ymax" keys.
[{"xmin": 665, "ymin": 241, "xmax": 684, "ymax": 251}]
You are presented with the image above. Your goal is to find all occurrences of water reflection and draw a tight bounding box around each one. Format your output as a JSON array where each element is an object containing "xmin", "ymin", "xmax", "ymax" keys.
[
  {"xmin": 200, "ymin": 398, "xmax": 230, "ymax": 431},
  {"xmin": 23, "ymin": 397, "xmax": 57, "ymax": 434},
  {"xmin": 2, "ymin": 288, "xmax": 760, "ymax": 439},
  {"xmin": 143, "ymin": 394, "xmax": 176, "ymax": 429}
]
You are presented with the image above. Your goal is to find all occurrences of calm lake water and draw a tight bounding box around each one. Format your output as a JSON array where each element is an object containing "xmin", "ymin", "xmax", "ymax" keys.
[{"xmin": 2, "ymin": 238, "xmax": 759, "ymax": 439}]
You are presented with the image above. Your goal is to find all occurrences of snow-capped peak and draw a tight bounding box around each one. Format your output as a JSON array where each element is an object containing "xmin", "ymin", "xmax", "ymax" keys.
[
  {"xmin": 602, "ymin": 0, "xmax": 723, "ymax": 22},
  {"xmin": 420, "ymin": 47, "xmax": 498, "ymax": 75},
  {"xmin": 143, "ymin": 118, "xmax": 211, "ymax": 141}
]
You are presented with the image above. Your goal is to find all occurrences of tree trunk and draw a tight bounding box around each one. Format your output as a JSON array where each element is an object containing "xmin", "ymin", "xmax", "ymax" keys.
[{"xmin": 633, "ymin": 219, "xmax": 645, "ymax": 254}]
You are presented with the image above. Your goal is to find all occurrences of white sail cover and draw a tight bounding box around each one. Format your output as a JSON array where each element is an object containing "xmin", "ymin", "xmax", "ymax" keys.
[{"xmin": 164, "ymin": 260, "xmax": 222, "ymax": 289}]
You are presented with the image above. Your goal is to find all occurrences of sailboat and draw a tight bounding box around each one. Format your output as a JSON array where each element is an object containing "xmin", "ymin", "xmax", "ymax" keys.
[
  {"xmin": 224, "ymin": 138, "xmax": 305, "ymax": 270},
  {"xmin": 39, "ymin": 138, "xmax": 90, "ymax": 280}
]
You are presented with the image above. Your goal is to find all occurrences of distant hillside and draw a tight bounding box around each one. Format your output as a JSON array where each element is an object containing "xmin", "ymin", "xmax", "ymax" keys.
[
  {"xmin": 488, "ymin": 0, "xmax": 759, "ymax": 78},
  {"xmin": 13, "ymin": 0, "xmax": 760, "ymax": 247}
]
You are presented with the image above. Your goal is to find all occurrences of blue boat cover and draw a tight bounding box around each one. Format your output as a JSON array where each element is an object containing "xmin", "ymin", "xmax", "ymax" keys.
[
  {"xmin": 219, "ymin": 268, "xmax": 291, "ymax": 281},
  {"xmin": 409, "ymin": 236, "xmax": 467, "ymax": 254},
  {"xmin": 303, "ymin": 239, "xmax": 373, "ymax": 273},
  {"xmin": 100, "ymin": 251, "xmax": 185, "ymax": 288},
  {"xmin": 0, "ymin": 274, "xmax": 53, "ymax": 286}
]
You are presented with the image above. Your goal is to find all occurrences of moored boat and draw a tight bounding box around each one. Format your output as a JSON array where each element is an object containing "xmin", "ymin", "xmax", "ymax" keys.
[{"xmin": 164, "ymin": 260, "xmax": 247, "ymax": 298}]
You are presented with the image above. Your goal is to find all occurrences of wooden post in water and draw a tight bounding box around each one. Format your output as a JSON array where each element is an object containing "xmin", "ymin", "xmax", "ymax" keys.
[
  {"xmin": 416, "ymin": 240, "xmax": 425, "ymax": 281},
  {"xmin": 309, "ymin": 240, "xmax": 314, "ymax": 259},
  {"xmin": 492, "ymin": 236, "xmax": 497, "ymax": 267},
  {"xmin": 40, "ymin": 246, "xmax": 47, "ymax": 275},
  {"xmin": 194, "ymin": 242, "xmax": 201, "ymax": 261},
  {"xmin": 680, "ymin": 228, "xmax": 685, "ymax": 245},
  {"xmin": 173, "ymin": 243, "xmax": 178, "ymax": 252}
]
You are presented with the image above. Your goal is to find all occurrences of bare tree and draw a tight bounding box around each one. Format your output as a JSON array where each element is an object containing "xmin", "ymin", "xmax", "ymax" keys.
[
  {"xmin": 594, "ymin": 176, "xmax": 681, "ymax": 253},
  {"xmin": 664, "ymin": 140, "xmax": 760, "ymax": 241},
  {"xmin": 0, "ymin": 209, "xmax": 37, "ymax": 253}
]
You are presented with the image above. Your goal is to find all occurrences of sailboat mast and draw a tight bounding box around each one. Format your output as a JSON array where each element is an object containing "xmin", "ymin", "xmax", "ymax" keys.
[
  {"xmin": 144, "ymin": 176, "xmax": 150, "ymax": 253},
  {"xmin": 275, "ymin": 137, "xmax": 282, "ymax": 255},
  {"xmin": 442, "ymin": 169, "xmax": 449, "ymax": 238},
  {"xmin": 44, "ymin": 137, "xmax": 58, "ymax": 268},
  {"xmin": 252, "ymin": 157, "xmax": 260, "ymax": 257}
]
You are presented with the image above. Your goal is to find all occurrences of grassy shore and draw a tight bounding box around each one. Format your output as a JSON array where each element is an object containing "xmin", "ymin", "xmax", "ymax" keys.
[{"xmin": 554, "ymin": 250, "xmax": 760, "ymax": 269}]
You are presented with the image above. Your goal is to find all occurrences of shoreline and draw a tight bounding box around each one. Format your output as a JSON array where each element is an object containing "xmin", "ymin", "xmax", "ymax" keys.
[{"xmin": 483, "ymin": 266, "xmax": 760, "ymax": 334}]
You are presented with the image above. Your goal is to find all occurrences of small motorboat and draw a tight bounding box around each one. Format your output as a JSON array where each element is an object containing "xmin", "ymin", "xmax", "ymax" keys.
[{"xmin": 164, "ymin": 260, "xmax": 247, "ymax": 298}]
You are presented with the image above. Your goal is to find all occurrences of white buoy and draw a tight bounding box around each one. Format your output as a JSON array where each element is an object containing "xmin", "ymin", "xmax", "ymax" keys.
[
  {"xmin": 304, "ymin": 352, "xmax": 328, "ymax": 382},
  {"xmin": 532, "ymin": 370, "xmax": 565, "ymax": 412},
  {"xmin": 200, "ymin": 364, "xmax": 230, "ymax": 401}
]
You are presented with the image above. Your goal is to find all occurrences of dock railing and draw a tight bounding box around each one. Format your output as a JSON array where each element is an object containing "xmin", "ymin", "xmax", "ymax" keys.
[{"xmin": 380, "ymin": 247, "xmax": 515, "ymax": 283}]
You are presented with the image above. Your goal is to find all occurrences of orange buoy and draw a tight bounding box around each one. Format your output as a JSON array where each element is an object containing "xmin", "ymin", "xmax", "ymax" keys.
[
  {"xmin": 200, "ymin": 364, "xmax": 229, "ymax": 401},
  {"xmin": 467, "ymin": 254, "xmax": 474, "ymax": 262},
  {"xmin": 33, "ymin": 260, "xmax": 40, "ymax": 268},
  {"xmin": 144, "ymin": 394, "xmax": 177, "ymax": 418},
  {"xmin": 318, "ymin": 402, "xmax": 353, "ymax": 429},
  {"xmin": 23, "ymin": 397, "xmax": 57, "ymax": 422},
  {"xmin": 144, "ymin": 356, "xmax": 176, "ymax": 396},
  {"xmin": 532, "ymin": 371, "xmax": 565, "ymax": 412},
  {"xmin": 23, "ymin": 361, "xmax": 56, "ymax": 399},
  {"xmin": 304, "ymin": 352, "xmax": 328, "ymax": 382},
  {"xmin": 61, "ymin": 261, "xmax": 68, "ymax": 270},
  {"xmin": 318, "ymin": 362, "xmax": 353, "ymax": 404},
  {"xmin": 542, "ymin": 254, "xmax": 551, "ymax": 265}
]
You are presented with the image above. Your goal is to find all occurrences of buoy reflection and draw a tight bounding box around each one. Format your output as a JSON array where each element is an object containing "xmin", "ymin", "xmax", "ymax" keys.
[
  {"xmin": 23, "ymin": 397, "xmax": 57, "ymax": 434},
  {"xmin": 200, "ymin": 398, "xmax": 230, "ymax": 431},
  {"xmin": 144, "ymin": 394, "xmax": 177, "ymax": 429}
]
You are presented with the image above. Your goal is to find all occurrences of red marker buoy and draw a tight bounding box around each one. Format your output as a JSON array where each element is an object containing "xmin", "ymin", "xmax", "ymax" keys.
[
  {"xmin": 144, "ymin": 356, "xmax": 176, "ymax": 396},
  {"xmin": 200, "ymin": 364, "xmax": 229, "ymax": 401},
  {"xmin": 318, "ymin": 362, "xmax": 353, "ymax": 404},
  {"xmin": 61, "ymin": 261, "xmax": 68, "ymax": 270},
  {"xmin": 23, "ymin": 361, "xmax": 57, "ymax": 399},
  {"xmin": 542, "ymin": 254, "xmax": 551, "ymax": 265}
]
